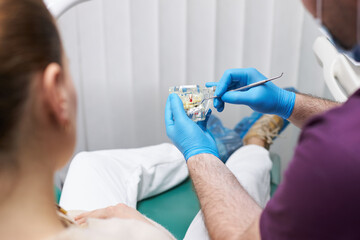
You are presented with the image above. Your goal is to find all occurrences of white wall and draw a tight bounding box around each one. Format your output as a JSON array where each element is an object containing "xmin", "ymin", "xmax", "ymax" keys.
[{"xmin": 57, "ymin": 0, "xmax": 333, "ymax": 179}]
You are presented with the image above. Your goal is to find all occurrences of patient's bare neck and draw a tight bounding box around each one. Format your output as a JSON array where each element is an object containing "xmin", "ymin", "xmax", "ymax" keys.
[{"xmin": 0, "ymin": 152, "xmax": 64, "ymax": 240}]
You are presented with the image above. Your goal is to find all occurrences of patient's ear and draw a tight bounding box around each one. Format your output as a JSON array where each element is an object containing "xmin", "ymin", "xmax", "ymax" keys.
[{"xmin": 41, "ymin": 63, "xmax": 70, "ymax": 127}]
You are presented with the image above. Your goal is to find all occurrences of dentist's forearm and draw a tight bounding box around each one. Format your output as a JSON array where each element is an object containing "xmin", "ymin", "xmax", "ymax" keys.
[
  {"xmin": 288, "ymin": 93, "xmax": 341, "ymax": 128},
  {"xmin": 187, "ymin": 154, "xmax": 261, "ymax": 240}
]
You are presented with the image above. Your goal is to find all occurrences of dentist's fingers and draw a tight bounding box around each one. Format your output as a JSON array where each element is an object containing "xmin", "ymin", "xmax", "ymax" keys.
[
  {"xmin": 169, "ymin": 94, "xmax": 187, "ymax": 121},
  {"xmin": 214, "ymin": 98, "xmax": 225, "ymax": 112},
  {"xmin": 197, "ymin": 109, "xmax": 212, "ymax": 131},
  {"xmin": 221, "ymin": 91, "xmax": 253, "ymax": 105},
  {"xmin": 205, "ymin": 82, "xmax": 218, "ymax": 88},
  {"xmin": 206, "ymin": 82, "xmax": 224, "ymax": 111},
  {"xmin": 165, "ymin": 95, "xmax": 174, "ymax": 127},
  {"xmin": 214, "ymin": 70, "xmax": 237, "ymax": 98},
  {"xmin": 218, "ymin": 102, "xmax": 225, "ymax": 112},
  {"xmin": 213, "ymin": 69, "xmax": 248, "ymax": 111}
]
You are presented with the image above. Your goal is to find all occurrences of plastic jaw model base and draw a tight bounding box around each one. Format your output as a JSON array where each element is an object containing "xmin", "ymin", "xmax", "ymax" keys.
[{"xmin": 169, "ymin": 85, "xmax": 216, "ymax": 122}]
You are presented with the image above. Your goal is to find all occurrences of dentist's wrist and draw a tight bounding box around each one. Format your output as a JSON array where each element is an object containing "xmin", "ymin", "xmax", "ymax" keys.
[
  {"xmin": 185, "ymin": 149, "xmax": 219, "ymax": 162},
  {"xmin": 276, "ymin": 90, "xmax": 296, "ymax": 119},
  {"xmin": 187, "ymin": 153, "xmax": 220, "ymax": 164}
]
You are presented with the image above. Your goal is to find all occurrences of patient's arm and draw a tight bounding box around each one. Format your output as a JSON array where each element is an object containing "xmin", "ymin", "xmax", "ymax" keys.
[
  {"xmin": 289, "ymin": 93, "xmax": 341, "ymax": 128},
  {"xmin": 74, "ymin": 203, "xmax": 152, "ymax": 226},
  {"xmin": 187, "ymin": 153, "xmax": 261, "ymax": 240}
]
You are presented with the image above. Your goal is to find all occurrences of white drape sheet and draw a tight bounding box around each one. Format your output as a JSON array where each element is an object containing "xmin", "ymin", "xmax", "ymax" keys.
[{"xmin": 56, "ymin": 0, "xmax": 334, "ymax": 184}]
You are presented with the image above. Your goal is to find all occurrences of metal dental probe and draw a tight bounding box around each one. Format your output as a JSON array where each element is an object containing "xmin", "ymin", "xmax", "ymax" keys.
[{"xmin": 198, "ymin": 72, "xmax": 284, "ymax": 105}]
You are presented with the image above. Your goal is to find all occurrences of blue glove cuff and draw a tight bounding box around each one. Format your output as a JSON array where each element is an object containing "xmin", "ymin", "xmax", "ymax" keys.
[
  {"xmin": 277, "ymin": 90, "xmax": 296, "ymax": 119},
  {"xmin": 184, "ymin": 148, "xmax": 220, "ymax": 162}
]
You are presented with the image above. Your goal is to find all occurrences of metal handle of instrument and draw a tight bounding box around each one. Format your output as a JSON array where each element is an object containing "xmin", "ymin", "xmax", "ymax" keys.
[{"xmin": 200, "ymin": 72, "xmax": 284, "ymax": 105}]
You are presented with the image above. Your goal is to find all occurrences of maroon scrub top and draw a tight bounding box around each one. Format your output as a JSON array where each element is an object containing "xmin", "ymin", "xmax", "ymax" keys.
[{"xmin": 260, "ymin": 89, "xmax": 360, "ymax": 239}]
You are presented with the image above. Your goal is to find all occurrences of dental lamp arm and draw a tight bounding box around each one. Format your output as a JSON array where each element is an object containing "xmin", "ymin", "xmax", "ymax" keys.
[
  {"xmin": 44, "ymin": 0, "xmax": 91, "ymax": 19},
  {"xmin": 187, "ymin": 154, "xmax": 262, "ymax": 240},
  {"xmin": 288, "ymin": 93, "xmax": 340, "ymax": 128}
]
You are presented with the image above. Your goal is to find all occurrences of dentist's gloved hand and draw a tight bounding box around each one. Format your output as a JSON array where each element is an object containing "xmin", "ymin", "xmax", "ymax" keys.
[
  {"xmin": 206, "ymin": 68, "xmax": 296, "ymax": 119},
  {"xmin": 165, "ymin": 94, "xmax": 219, "ymax": 161}
]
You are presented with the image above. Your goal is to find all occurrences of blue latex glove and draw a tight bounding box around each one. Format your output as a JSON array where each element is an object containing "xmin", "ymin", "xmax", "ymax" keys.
[
  {"xmin": 206, "ymin": 68, "xmax": 296, "ymax": 119},
  {"xmin": 165, "ymin": 93, "xmax": 219, "ymax": 161}
]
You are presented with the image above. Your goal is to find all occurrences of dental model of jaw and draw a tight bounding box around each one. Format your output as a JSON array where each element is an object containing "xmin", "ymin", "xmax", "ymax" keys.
[{"xmin": 169, "ymin": 85, "xmax": 216, "ymax": 122}]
